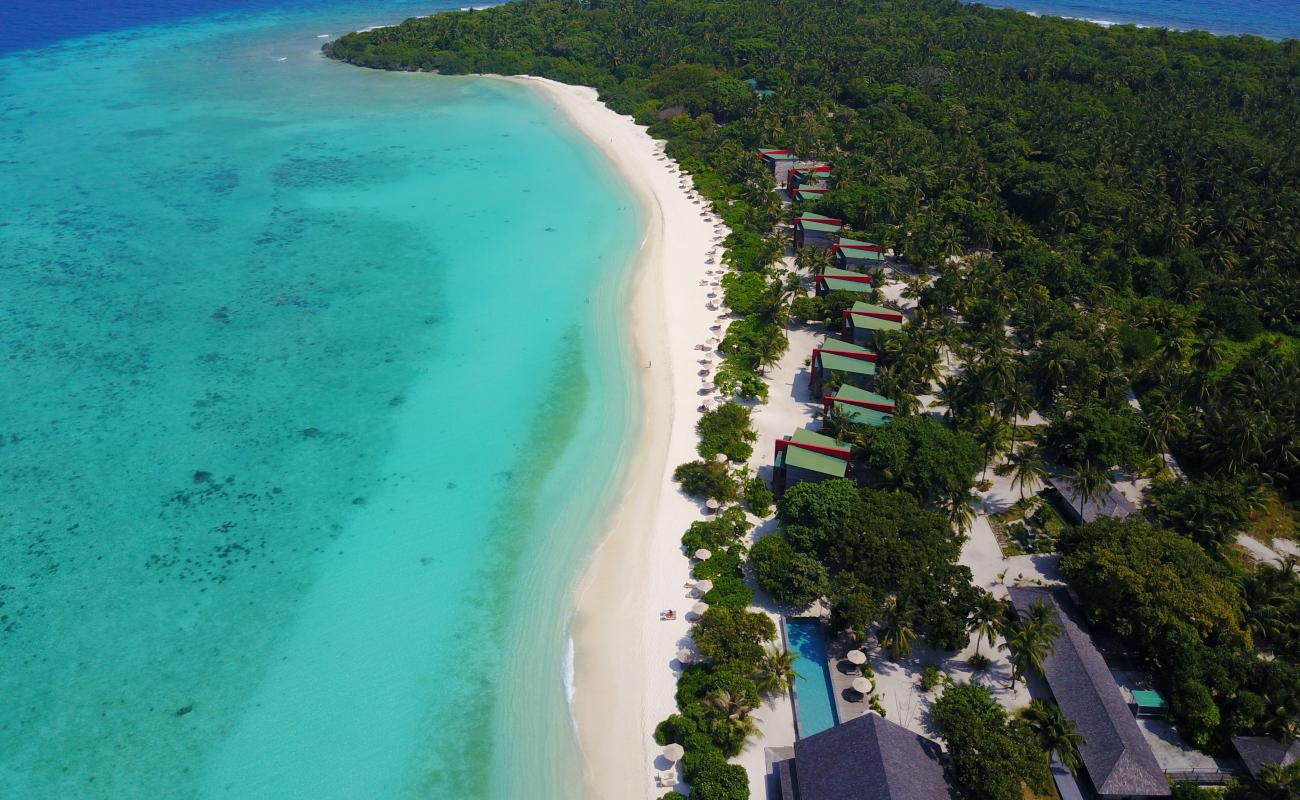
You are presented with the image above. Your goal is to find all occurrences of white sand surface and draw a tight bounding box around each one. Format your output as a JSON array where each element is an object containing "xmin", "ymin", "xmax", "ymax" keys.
[{"xmin": 507, "ymin": 76, "xmax": 730, "ymax": 799}]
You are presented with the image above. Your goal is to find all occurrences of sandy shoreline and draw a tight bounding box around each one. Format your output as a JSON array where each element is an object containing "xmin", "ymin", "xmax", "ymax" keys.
[{"xmin": 505, "ymin": 76, "xmax": 726, "ymax": 798}]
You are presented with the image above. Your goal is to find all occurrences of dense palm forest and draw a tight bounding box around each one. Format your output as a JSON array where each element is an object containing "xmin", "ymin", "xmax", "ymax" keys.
[
  {"xmin": 327, "ymin": 3, "xmax": 1300, "ymax": 795},
  {"xmin": 327, "ymin": 0, "xmax": 1299, "ymax": 493}
]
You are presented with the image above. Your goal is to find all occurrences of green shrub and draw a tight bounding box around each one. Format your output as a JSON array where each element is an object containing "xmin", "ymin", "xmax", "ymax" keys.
[
  {"xmin": 697, "ymin": 402, "xmax": 757, "ymax": 462},
  {"xmin": 694, "ymin": 607, "xmax": 777, "ymax": 664},
  {"xmin": 693, "ymin": 546, "xmax": 744, "ymax": 582},
  {"xmin": 749, "ymin": 533, "xmax": 829, "ymax": 608},
  {"xmin": 681, "ymin": 507, "xmax": 751, "ymax": 552},
  {"xmin": 673, "ymin": 460, "xmax": 738, "ymax": 501},
  {"xmin": 744, "ymin": 476, "xmax": 774, "ymax": 516},
  {"xmin": 685, "ymin": 752, "xmax": 750, "ymax": 800},
  {"xmin": 920, "ymin": 665, "xmax": 943, "ymax": 692},
  {"xmin": 703, "ymin": 574, "xmax": 754, "ymax": 610},
  {"xmin": 790, "ymin": 295, "xmax": 827, "ymax": 324},
  {"xmin": 1171, "ymin": 679, "xmax": 1220, "ymax": 749}
]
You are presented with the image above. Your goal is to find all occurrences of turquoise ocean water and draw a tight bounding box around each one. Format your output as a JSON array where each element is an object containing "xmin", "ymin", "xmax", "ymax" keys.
[{"xmin": 0, "ymin": 4, "xmax": 643, "ymax": 798}]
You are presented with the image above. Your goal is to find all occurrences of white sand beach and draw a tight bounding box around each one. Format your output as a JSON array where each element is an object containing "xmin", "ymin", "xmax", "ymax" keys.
[{"xmin": 507, "ymin": 76, "xmax": 736, "ymax": 798}]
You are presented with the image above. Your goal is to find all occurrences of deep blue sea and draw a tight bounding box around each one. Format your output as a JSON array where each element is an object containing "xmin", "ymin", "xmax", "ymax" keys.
[
  {"xmin": 975, "ymin": 0, "xmax": 1300, "ymax": 39},
  {"xmin": 0, "ymin": 1, "xmax": 644, "ymax": 798}
]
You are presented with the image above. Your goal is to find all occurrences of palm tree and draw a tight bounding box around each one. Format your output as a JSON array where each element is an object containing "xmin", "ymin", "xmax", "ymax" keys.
[
  {"xmin": 1009, "ymin": 445, "xmax": 1048, "ymax": 500},
  {"xmin": 967, "ymin": 592, "xmax": 1007, "ymax": 657},
  {"xmin": 1064, "ymin": 461, "xmax": 1110, "ymax": 519},
  {"xmin": 1001, "ymin": 603, "xmax": 1062, "ymax": 688},
  {"xmin": 704, "ymin": 689, "xmax": 754, "ymax": 722},
  {"xmin": 878, "ymin": 597, "xmax": 915, "ymax": 661},
  {"xmin": 753, "ymin": 645, "xmax": 798, "ymax": 697},
  {"xmin": 971, "ymin": 410, "xmax": 1010, "ymax": 480},
  {"xmin": 946, "ymin": 490, "xmax": 979, "ymax": 533},
  {"xmin": 1142, "ymin": 399, "xmax": 1186, "ymax": 456},
  {"xmin": 1020, "ymin": 699, "xmax": 1087, "ymax": 776},
  {"xmin": 999, "ymin": 379, "xmax": 1035, "ymax": 441}
]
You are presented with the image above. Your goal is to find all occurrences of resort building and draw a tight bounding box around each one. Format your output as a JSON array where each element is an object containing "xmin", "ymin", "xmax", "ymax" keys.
[
  {"xmin": 1232, "ymin": 736, "xmax": 1299, "ymax": 780},
  {"xmin": 759, "ymin": 147, "xmax": 802, "ymax": 183},
  {"xmin": 792, "ymin": 186, "xmax": 829, "ymax": 203},
  {"xmin": 770, "ymin": 712, "xmax": 956, "ymax": 800},
  {"xmin": 1007, "ymin": 587, "xmax": 1171, "ymax": 799},
  {"xmin": 841, "ymin": 301, "xmax": 904, "ymax": 346},
  {"xmin": 773, "ymin": 427, "xmax": 851, "ymax": 495},
  {"xmin": 824, "ymin": 384, "xmax": 895, "ymax": 428},
  {"xmin": 786, "ymin": 162, "xmax": 831, "ymax": 195},
  {"xmin": 793, "ymin": 215, "xmax": 843, "ymax": 249},
  {"xmin": 744, "ymin": 78, "xmax": 776, "ymax": 99},
  {"xmin": 809, "ymin": 337, "xmax": 877, "ymax": 395},
  {"xmin": 833, "ymin": 237, "xmax": 887, "ymax": 271},
  {"xmin": 814, "ymin": 266, "xmax": 873, "ymax": 297},
  {"xmin": 1048, "ymin": 476, "xmax": 1137, "ymax": 525}
]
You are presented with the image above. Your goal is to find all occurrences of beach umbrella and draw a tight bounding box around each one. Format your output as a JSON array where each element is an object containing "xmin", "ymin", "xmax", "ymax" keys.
[
  {"xmin": 663, "ymin": 743, "xmax": 685, "ymax": 762},
  {"xmin": 852, "ymin": 677, "xmax": 873, "ymax": 695},
  {"xmin": 707, "ymin": 337, "xmax": 720, "ymax": 345},
  {"xmin": 695, "ymin": 579, "xmax": 714, "ymax": 594},
  {"xmin": 705, "ymin": 499, "xmax": 721, "ymax": 514},
  {"xmin": 846, "ymin": 649, "xmax": 867, "ymax": 665},
  {"xmin": 713, "ymin": 454, "xmax": 728, "ymax": 465},
  {"xmin": 694, "ymin": 548, "xmax": 712, "ymax": 560},
  {"xmin": 691, "ymin": 601, "xmax": 709, "ymax": 616},
  {"xmin": 675, "ymin": 649, "xmax": 693, "ymax": 665}
]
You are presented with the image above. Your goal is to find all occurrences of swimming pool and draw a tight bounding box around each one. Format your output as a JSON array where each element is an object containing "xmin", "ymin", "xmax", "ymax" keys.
[{"xmin": 784, "ymin": 617, "xmax": 840, "ymax": 738}]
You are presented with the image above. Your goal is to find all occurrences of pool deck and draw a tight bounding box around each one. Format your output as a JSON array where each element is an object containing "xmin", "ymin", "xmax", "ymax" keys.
[{"xmin": 826, "ymin": 631, "xmax": 873, "ymax": 726}]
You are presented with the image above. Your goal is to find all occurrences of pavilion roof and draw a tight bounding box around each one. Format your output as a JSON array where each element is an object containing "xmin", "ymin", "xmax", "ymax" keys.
[{"xmin": 1007, "ymin": 587, "xmax": 1170, "ymax": 797}]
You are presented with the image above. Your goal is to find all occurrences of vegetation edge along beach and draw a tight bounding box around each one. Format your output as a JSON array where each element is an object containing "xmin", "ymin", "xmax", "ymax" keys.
[{"xmin": 324, "ymin": 1, "xmax": 1298, "ymax": 799}]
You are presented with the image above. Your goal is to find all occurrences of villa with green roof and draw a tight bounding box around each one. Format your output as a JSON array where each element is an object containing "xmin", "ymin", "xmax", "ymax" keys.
[
  {"xmin": 773, "ymin": 427, "xmax": 851, "ymax": 495},
  {"xmin": 842, "ymin": 302, "xmax": 904, "ymax": 345},
  {"xmin": 794, "ymin": 215, "xmax": 843, "ymax": 249},
  {"xmin": 792, "ymin": 186, "xmax": 829, "ymax": 203},
  {"xmin": 759, "ymin": 147, "xmax": 801, "ymax": 182},
  {"xmin": 815, "ymin": 266, "xmax": 874, "ymax": 296},
  {"xmin": 824, "ymin": 384, "xmax": 896, "ymax": 427},
  {"xmin": 833, "ymin": 237, "xmax": 887, "ymax": 270},
  {"xmin": 786, "ymin": 162, "xmax": 831, "ymax": 195},
  {"xmin": 809, "ymin": 337, "xmax": 877, "ymax": 395}
]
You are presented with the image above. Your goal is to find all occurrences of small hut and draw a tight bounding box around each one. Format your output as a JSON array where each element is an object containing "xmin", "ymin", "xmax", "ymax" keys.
[
  {"xmin": 809, "ymin": 337, "xmax": 877, "ymax": 395},
  {"xmin": 815, "ymin": 266, "xmax": 874, "ymax": 297},
  {"xmin": 824, "ymin": 384, "xmax": 895, "ymax": 428},
  {"xmin": 794, "ymin": 215, "xmax": 843, "ymax": 249},
  {"xmin": 759, "ymin": 147, "xmax": 801, "ymax": 182},
  {"xmin": 786, "ymin": 162, "xmax": 831, "ymax": 194},
  {"xmin": 833, "ymin": 237, "xmax": 887, "ymax": 271},
  {"xmin": 841, "ymin": 301, "xmax": 904, "ymax": 345},
  {"xmin": 773, "ymin": 427, "xmax": 851, "ymax": 495}
]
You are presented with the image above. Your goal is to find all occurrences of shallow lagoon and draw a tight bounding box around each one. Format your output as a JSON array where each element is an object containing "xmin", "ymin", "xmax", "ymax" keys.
[{"xmin": 0, "ymin": 6, "xmax": 641, "ymax": 797}]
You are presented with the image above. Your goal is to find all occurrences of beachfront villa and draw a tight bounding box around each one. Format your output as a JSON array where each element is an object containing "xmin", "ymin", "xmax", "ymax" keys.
[
  {"xmin": 809, "ymin": 337, "xmax": 877, "ymax": 395},
  {"xmin": 824, "ymin": 384, "xmax": 895, "ymax": 428},
  {"xmin": 759, "ymin": 147, "xmax": 802, "ymax": 183},
  {"xmin": 773, "ymin": 428, "xmax": 851, "ymax": 495},
  {"xmin": 792, "ymin": 186, "xmax": 829, "ymax": 203},
  {"xmin": 833, "ymin": 237, "xmax": 886, "ymax": 271},
  {"xmin": 786, "ymin": 162, "xmax": 831, "ymax": 195},
  {"xmin": 1007, "ymin": 587, "xmax": 1172, "ymax": 799},
  {"xmin": 814, "ymin": 267, "xmax": 873, "ymax": 297},
  {"xmin": 793, "ymin": 215, "xmax": 843, "ymax": 249},
  {"xmin": 770, "ymin": 712, "xmax": 956, "ymax": 800},
  {"xmin": 841, "ymin": 301, "xmax": 904, "ymax": 346}
]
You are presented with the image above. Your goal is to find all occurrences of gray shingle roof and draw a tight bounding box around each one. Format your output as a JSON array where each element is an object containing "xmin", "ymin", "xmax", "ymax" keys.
[
  {"xmin": 1049, "ymin": 476, "xmax": 1137, "ymax": 524},
  {"xmin": 1232, "ymin": 735, "xmax": 1300, "ymax": 779},
  {"xmin": 1008, "ymin": 587, "xmax": 1171, "ymax": 797},
  {"xmin": 786, "ymin": 712, "xmax": 954, "ymax": 800}
]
